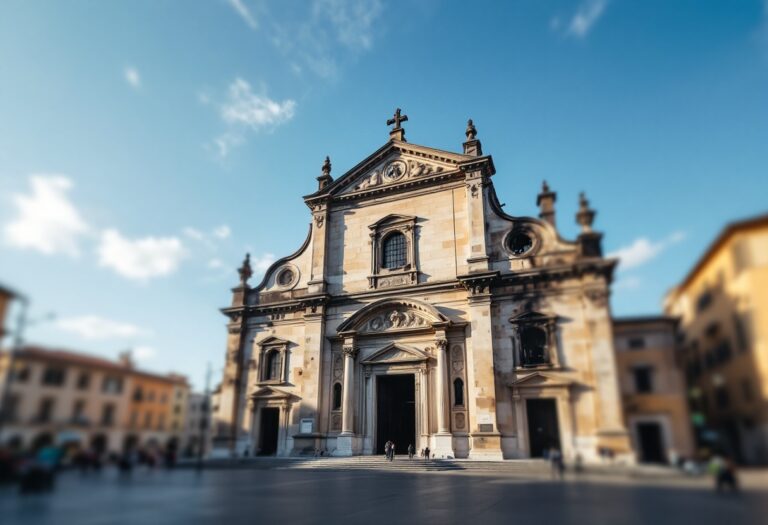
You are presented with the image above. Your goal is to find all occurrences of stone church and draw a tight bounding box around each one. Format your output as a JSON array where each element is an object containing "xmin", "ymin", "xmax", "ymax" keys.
[{"xmin": 216, "ymin": 110, "xmax": 632, "ymax": 461}]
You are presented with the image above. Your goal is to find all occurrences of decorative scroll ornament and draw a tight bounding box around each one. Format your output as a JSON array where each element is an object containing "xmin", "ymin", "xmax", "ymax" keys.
[
  {"xmin": 353, "ymin": 158, "xmax": 444, "ymax": 192},
  {"xmin": 360, "ymin": 308, "xmax": 428, "ymax": 333}
]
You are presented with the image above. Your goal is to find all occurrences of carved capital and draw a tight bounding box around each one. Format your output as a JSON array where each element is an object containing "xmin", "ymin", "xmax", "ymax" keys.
[
  {"xmin": 435, "ymin": 338, "xmax": 448, "ymax": 352},
  {"xmin": 342, "ymin": 345, "xmax": 358, "ymax": 359}
]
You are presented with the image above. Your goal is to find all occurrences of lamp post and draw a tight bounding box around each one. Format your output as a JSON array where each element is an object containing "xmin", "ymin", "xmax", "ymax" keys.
[{"xmin": 0, "ymin": 298, "xmax": 55, "ymax": 442}]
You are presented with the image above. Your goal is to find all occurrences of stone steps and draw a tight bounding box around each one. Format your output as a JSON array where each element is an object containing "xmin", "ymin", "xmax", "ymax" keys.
[{"xmin": 274, "ymin": 457, "xmax": 550, "ymax": 474}]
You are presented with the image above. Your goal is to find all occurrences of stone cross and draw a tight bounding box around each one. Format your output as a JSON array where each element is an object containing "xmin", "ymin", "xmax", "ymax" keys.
[{"xmin": 387, "ymin": 108, "xmax": 408, "ymax": 130}]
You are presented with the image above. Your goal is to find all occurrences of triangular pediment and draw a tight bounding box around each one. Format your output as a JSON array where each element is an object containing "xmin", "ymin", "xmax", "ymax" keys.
[
  {"xmin": 508, "ymin": 372, "xmax": 575, "ymax": 389},
  {"xmin": 306, "ymin": 141, "xmax": 476, "ymax": 202},
  {"xmin": 250, "ymin": 385, "xmax": 299, "ymax": 401},
  {"xmin": 362, "ymin": 343, "xmax": 430, "ymax": 365},
  {"xmin": 257, "ymin": 336, "xmax": 292, "ymax": 347}
]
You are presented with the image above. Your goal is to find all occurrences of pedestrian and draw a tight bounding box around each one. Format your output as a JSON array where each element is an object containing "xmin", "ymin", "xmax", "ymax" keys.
[
  {"xmin": 424, "ymin": 446, "xmax": 430, "ymax": 462},
  {"xmin": 390, "ymin": 443, "xmax": 396, "ymax": 461},
  {"xmin": 550, "ymin": 447, "xmax": 565, "ymax": 479},
  {"xmin": 711, "ymin": 454, "xmax": 739, "ymax": 493},
  {"xmin": 408, "ymin": 444, "xmax": 414, "ymax": 460},
  {"xmin": 384, "ymin": 441, "xmax": 391, "ymax": 461}
]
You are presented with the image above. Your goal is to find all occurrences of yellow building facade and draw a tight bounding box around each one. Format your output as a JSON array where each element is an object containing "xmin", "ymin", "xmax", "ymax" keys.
[{"xmin": 665, "ymin": 214, "xmax": 768, "ymax": 464}]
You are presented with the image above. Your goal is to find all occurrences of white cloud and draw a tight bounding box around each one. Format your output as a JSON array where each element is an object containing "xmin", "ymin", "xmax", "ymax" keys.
[
  {"xmin": 252, "ymin": 253, "xmax": 275, "ymax": 274},
  {"xmin": 133, "ymin": 345, "xmax": 156, "ymax": 361},
  {"xmin": 315, "ymin": 0, "xmax": 383, "ymax": 50},
  {"xmin": 56, "ymin": 315, "xmax": 146, "ymax": 340},
  {"xmin": 608, "ymin": 232, "xmax": 686, "ymax": 270},
  {"xmin": 97, "ymin": 229, "xmax": 186, "ymax": 281},
  {"xmin": 221, "ymin": 78, "xmax": 296, "ymax": 130},
  {"xmin": 213, "ymin": 225, "xmax": 231, "ymax": 239},
  {"xmin": 613, "ymin": 275, "xmax": 642, "ymax": 291},
  {"xmin": 565, "ymin": 0, "xmax": 608, "ymax": 38},
  {"xmin": 124, "ymin": 66, "xmax": 141, "ymax": 89},
  {"xmin": 3, "ymin": 175, "xmax": 89, "ymax": 257},
  {"xmin": 208, "ymin": 258, "xmax": 225, "ymax": 269},
  {"xmin": 227, "ymin": 0, "xmax": 258, "ymax": 30}
]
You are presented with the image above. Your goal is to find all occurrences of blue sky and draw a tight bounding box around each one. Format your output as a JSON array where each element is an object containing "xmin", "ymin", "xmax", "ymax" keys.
[{"xmin": 1, "ymin": 0, "xmax": 767, "ymax": 389}]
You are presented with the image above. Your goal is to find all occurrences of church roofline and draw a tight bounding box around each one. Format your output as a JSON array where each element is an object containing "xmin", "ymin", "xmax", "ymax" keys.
[
  {"xmin": 302, "ymin": 139, "xmax": 491, "ymax": 204},
  {"xmin": 247, "ymin": 223, "xmax": 313, "ymax": 294}
]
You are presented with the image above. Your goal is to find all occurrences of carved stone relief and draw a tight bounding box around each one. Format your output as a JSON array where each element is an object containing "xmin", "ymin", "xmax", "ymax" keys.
[
  {"xmin": 353, "ymin": 158, "xmax": 444, "ymax": 192},
  {"xmin": 359, "ymin": 308, "xmax": 428, "ymax": 333},
  {"xmin": 455, "ymin": 413, "xmax": 466, "ymax": 430}
]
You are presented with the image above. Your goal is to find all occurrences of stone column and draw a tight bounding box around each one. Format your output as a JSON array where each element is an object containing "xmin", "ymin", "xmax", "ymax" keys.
[
  {"xmin": 432, "ymin": 333, "xmax": 454, "ymax": 458},
  {"xmin": 335, "ymin": 339, "xmax": 357, "ymax": 456}
]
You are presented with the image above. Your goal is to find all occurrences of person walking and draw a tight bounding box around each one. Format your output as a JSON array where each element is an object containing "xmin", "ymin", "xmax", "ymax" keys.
[
  {"xmin": 390, "ymin": 442, "xmax": 396, "ymax": 461},
  {"xmin": 424, "ymin": 446, "xmax": 430, "ymax": 463},
  {"xmin": 407, "ymin": 444, "xmax": 414, "ymax": 460},
  {"xmin": 549, "ymin": 447, "xmax": 565, "ymax": 479},
  {"xmin": 384, "ymin": 441, "xmax": 392, "ymax": 461}
]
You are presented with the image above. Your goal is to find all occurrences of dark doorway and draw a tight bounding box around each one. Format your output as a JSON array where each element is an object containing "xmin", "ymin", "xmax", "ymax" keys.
[
  {"xmin": 259, "ymin": 408, "xmax": 280, "ymax": 455},
  {"xmin": 527, "ymin": 398, "xmax": 560, "ymax": 458},
  {"xmin": 376, "ymin": 374, "xmax": 415, "ymax": 454},
  {"xmin": 636, "ymin": 422, "xmax": 666, "ymax": 463}
]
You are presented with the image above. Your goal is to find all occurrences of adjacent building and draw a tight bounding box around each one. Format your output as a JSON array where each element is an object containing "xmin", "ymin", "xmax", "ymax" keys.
[
  {"xmin": 0, "ymin": 345, "xmax": 190, "ymax": 455},
  {"xmin": 613, "ymin": 316, "xmax": 694, "ymax": 463},
  {"xmin": 665, "ymin": 214, "xmax": 768, "ymax": 464},
  {"xmin": 215, "ymin": 113, "xmax": 632, "ymax": 461}
]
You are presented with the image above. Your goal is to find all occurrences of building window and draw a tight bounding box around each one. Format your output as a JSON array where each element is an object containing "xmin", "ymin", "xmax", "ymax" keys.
[
  {"xmin": 633, "ymin": 366, "xmax": 654, "ymax": 393},
  {"xmin": 520, "ymin": 326, "xmax": 549, "ymax": 366},
  {"xmin": 332, "ymin": 383, "xmax": 342, "ymax": 410},
  {"xmin": 101, "ymin": 404, "xmax": 115, "ymax": 427},
  {"xmin": 266, "ymin": 350, "xmax": 281, "ymax": 381},
  {"xmin": 37, "ymin": 398, "xmax": 55, "ymax": 423},
  {"xmin": 133, "ymin": 387, "xmax": 144, "ymax": 402},
  {"xmin": 368, "ymin": 214, "xmax": 419, "ymax": 288},
  {"xmin": 144, "ymin": 412, "xmax": 153, "ymax": 429},
  {"xmin": 510, "ymin": 312, "xmax": 558, "ymax": 368},
  {"xmin": 696, "ymin": 290, "xmax": 713, "ymax": 312},
  {"xmin": 733, "ymin": 314, "xmax": 749, "ymax": 352},
  {"xmin": 77, "ymin": 372, "xmax": 90, "ymax": 390},
  {"xmin": 741, "ymin": 379, "xmax": 753, "ymax": 402},
  {"xmin": 453, "ymin": 378, "xmax": 464, "ymax": 407},
  {"xmin": 147, "ymin": 391, "xmax": 156, "ymax": 402},
  {"xmin": 715, "ymin": 387, "xmax": 730, "ymax": 409},
  {"xmin": 130, "ymin": 411, "xmax": 138, "ymax": 428},
  {"xmin": 41, "ymin": 366, "xmax": 66, "ymax": 386},
  {"xmin": 102, "ymin": 376, "xmax": 123, "ymax": 394},
  {"xmin": 1, "ymin": 394, "xmax": 20, "ymax": 422},
  {"xmin": 13, "ymin": 365, "xmax": 30, "ymax": 382},
  {"xmin": 157, "ymin": 414, "xmax": 165, "ymax": 431},
  {"xmin": 628, "ymin": 337, "xmax": 646, "ymax": 350},
  {"xmin": 72, "ymin": 400, "xmax": 86, "ymax": 423},
  {"xmin": 507, "ymin": 232, "xmax": 533, "ymax": 256},
  {"xmin": 382, "ymin": 232, "xmax": 407, "ymax": 269},
  {"xmin": 714, "ymin": 341, "xmax": 732, "ymax": 364}
]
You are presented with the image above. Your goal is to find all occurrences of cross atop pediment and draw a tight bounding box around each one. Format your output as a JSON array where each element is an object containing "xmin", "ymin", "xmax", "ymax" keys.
[{"xmin": 386, "ymin": 108, "xmax": 408, "ymax": 141}]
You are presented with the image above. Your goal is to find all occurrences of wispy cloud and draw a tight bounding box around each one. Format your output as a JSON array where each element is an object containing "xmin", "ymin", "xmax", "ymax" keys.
[
  {"xmin": 97, "ymin": 229, "xmax": 186, "ymax": 281},
  {"xmin": 552, "ymin": 0, "xmax": 609, "ymax": 39},
  {"xmin": 608, "ymin": 231, "xmax": 686, "ymax": 270},
  {"xmin": 56, "ymin": 315, "xmax": 147, "ymax": 340},
  {"xmin": 227, "ymin": 1, "xmax": 383, "ymax": 80},
  {"xmin": 133, "ymin": 345, "xmax": 157, "ymax": 361},
  {"xmin": 3, "ymin": 175, "xmax": 89, "ymax": 257},
  {"xmin": 207, "ymin": 78, "xmax": 296, "ymax": 158},
  {"xmin": 124, "ymin": 66, "xmax": 141, "ymax": 89},
  {"xmin": 252, "ymin": 253, "xmax": 276, "ymax": 274},
  {"xmin": 227, "ymin": 0, "xmax": 258, "ymax": 30},
  {"xmin": 213, "ymin": 225, "xmax": 231, "ymax": 239}
]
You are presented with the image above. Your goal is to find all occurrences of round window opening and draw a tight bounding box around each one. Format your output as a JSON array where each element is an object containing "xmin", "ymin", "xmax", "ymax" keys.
[
  {"xmin": 277, "ymin": 269, "xmax": 294, "ymax": 286},
  {"xmin": 508, "ymin": 232, "xmax": 534, "ymax": 256}
]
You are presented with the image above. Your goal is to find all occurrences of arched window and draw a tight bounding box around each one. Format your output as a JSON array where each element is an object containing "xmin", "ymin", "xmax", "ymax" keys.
[
  {"xmin": 266, "ymin": 350, "xmax": 281, "ymax": 381},
  {"xmin": 382, "ymin": 232, "xmax": 407, "ymax": 269},
  {"xmin": 453, "ymin": 378, "xmax": 464, "ymax": 407},
  {"xmin": 332, "ymin": 383, "xmax": 342, "ymax": 410},
  {"xmin": 520, "ymin": 326, "xmax": 548, "ymax": 366}
]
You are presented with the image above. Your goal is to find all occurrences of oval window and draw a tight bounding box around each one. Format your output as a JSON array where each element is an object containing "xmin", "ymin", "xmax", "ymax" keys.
[
  {"xmin": 277, "ymin": 269, "xmax": 294, "ymax": 286},
  {"xmin": 508, "ymin": 232, "xmax": 533, "ymax": 256}
]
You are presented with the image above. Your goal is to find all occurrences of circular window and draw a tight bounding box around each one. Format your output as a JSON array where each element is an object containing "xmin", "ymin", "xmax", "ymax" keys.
[
  {"xmin": 508, "ymin": 232, "xmax": 534, "ymax": 256},
  {"xmin": 277, "ymin": 269, "xmax": 294, "ymax": 286}
]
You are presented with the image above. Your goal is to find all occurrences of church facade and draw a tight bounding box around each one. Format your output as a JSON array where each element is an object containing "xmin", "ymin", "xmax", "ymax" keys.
[{"xmin": 216, "ymin": 112, "xmax": 632, "ymax": 461}]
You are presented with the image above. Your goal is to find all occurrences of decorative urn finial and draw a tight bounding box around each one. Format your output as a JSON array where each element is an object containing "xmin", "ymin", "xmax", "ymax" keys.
[
  {"xmin": 462, "ymin": 118, "xmax": 482, "ymax": 155},
  {"xmin": 317, "ymin": 155, "xmax": 333, "ymax": 190},
  {"xmin": 465, "ymin": 119, "xmax": 477, "ymax": 140},
  {"xmin": 576, "ymin": 192, "xmax": 596, "ymax": 233},
  {"xmin": 536, "ymin": 180, "xmax": 557, "ymax": 227},
  {"xmin": 237, "ymin": 252, "xmax": 253, "ymax": 286}
]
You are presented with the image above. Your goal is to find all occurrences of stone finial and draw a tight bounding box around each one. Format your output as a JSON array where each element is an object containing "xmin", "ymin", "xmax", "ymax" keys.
[
  {"xmin": 576, "ymin": 192, "xmax": 596, "ymax": 233},
  {"xmin": 465, "ymin": 119, "xmax": 477, "ymax": 140},
  {"xmin": 536, "ymin": 180, "xmax": 557, "ymax": 228},
  {"xmin": 463, "ymin": 118, "xmax": 483, "ymax": 156},
  {"xmin": 237, "ymin": 252, "xmax": 253, "ymax": 287},
  {"xmin": 317, "ymin": 155, "xmax": 333, "ymax": 190},
  {"xmin": 386, "ymin": 108, "xmax": 408, "ymax": 141}
]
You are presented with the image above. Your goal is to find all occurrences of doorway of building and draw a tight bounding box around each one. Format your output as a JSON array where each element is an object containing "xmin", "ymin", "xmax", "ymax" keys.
[
  {"xmin": 527, "ymin": 398, "xmax": 560, "ymax": 457},
  {"xmin": 259, "ymin": 407, "xmax": 280, "ymax": 455},
  {"xmin": 376, "ymin": 374, "xmax": 415, "ymax": 455},
  {"xmin": 636, "ymin": 422, "xmax": 666, "ymax": 463}
]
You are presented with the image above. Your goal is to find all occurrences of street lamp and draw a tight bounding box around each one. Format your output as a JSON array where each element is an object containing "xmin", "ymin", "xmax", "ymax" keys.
[{"xmin": 0, "ymin": 297, "xmax": 55, "ymax": 441}]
